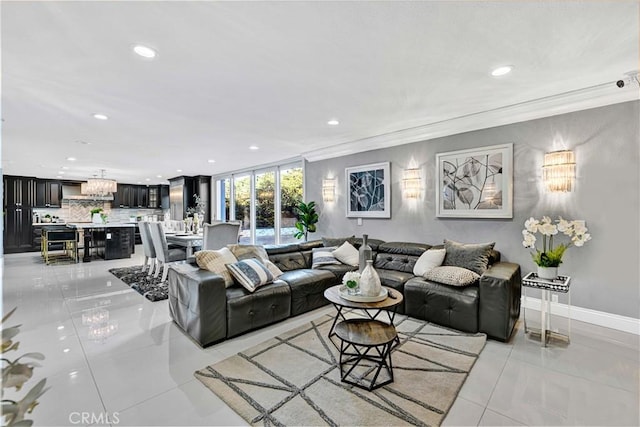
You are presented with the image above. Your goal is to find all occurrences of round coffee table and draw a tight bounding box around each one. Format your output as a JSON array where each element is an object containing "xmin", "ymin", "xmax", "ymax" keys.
[
  {"xmin": 323, "ymin": 284, "xmax": 403, "ymax": 345},
  {"xmin": 335, "ymin": 318, "xmax": 397, "ymax": 391}
]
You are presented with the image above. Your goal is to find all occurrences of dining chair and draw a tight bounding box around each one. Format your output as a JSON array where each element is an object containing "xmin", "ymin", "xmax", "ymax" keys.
[
  {"xmin": 202, "ymin": 221, "xmax": 241, "ymax": 250},
  {"xmin": 148, "ymin": 222, "xmax": 187, "ymax": 282},
  {"xmin": 138, "ymin": 221, "xmax": 157, "ymax": 276}
]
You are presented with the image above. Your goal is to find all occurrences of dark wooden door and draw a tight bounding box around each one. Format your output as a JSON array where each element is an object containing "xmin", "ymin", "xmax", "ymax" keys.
[{"xmin": 4, "ymin": 207, "xmax": 33, "ymax": 252}]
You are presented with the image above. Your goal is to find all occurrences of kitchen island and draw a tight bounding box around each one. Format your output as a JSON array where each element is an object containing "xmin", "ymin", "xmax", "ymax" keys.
[{"xmin": 66, "ymin": 223, "xmax": 136, "ymax": 262}]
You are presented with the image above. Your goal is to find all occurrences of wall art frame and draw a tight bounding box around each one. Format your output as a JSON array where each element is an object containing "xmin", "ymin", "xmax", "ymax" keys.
[
  {"xmin": 345, "ymin": 162, "xmax": 391, "ymax": 218},
  {"xmin": 436, "ymin": 143, "xmax": 513, "ymax": 218}
]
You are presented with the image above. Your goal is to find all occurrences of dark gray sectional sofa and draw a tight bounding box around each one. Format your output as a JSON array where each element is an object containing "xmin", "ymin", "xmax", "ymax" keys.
[{"xmin": 167, "ymin": 238, "xmax": 521, "ymax": 347}]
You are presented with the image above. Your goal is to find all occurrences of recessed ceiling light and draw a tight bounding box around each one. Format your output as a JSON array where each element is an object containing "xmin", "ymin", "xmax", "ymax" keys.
[
  {"xmin": 207, "ymin": 159, "xmax": 216, "ymax": 163},
  {"xmin": 57, "ymin": 325, "xmax": 65, "ymax": 330},
  {"xmin": 176, "ymin": 169, "xmax": 182, "ymax": 172},
  {"xmin": 145, "ymin": 178, "xmax": 150, "ymax": 181},
  {"xmin": 93, "ymin": 113, "xmax": 109, "ymax": 120},
  {"xmin": 137, "ymin": 181, "xmax": 142, "ymax": 184},
  {"xmin": 76, "ymin": 140, "xmax": 91, "ymax": 145},
  {"xmin": 491, "ymin": 65, "xmax": 513, "ymax": 77},
  {"xmin": 66, "ymin": 157, "xmax": 76, "ymax": 161},
  {"xmin": 63, "ymin": 348, "xmax": 70, "ymax": 353},
  {"xmin": 56, "ymin": 176, "xmax": 63, "ymax": 179},
  {"xmin": 58, "ymin": 171, "xmax": 65, "ymax": 175},
  {"xmin": 327, "ymin": 119, "xmax": 340, "ymax": 126},
  {"xmin": 133, "ymin": 44, "xmax": 157, "ymax": 59},
  {"xmin": 156, "ymin": 175, "xmax": 162, "ymax": 178},
  {"xmin": 61, "ymin": 166, "xmax": 69, "ymax": 170},
  {"xmin": 249, "ymin": 145, "xmax": 259, "ymax": 151}
]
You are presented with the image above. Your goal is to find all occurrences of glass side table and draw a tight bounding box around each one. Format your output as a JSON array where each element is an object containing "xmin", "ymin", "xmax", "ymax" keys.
[{"xmin": 522, "ymin": 272, "xmax": 571, "ymax": 347}]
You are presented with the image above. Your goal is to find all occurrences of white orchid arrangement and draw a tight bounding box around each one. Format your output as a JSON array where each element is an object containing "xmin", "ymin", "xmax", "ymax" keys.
[
  {"xmin": 342, "ymin": 271, "xmax": 361, "ymax": 290},
  {"xmin": 522, "ymin": 216, "xmax": 592, "ymax": 267}
]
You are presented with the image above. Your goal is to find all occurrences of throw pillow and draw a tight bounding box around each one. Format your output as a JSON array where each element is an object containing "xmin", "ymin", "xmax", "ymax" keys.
[
  {"xmin": 424, "ymin": 266, "xmax": 480, "ymax": 287},
  {"xmin": 332, "ymin": 241, "xmax": 359, "ymax": 267},
  {"xmin": 322, "ymin": 236, "xmax": 356, "ymax": 248},
  {"xmin": 227, "ymin": 244, "xmax": 269, "ymax": 262},
  {"xmin": 263, "ymin": 259, "xmax": 284, "ymax": 278},
  {"xmin": 413, "ymin": 248, "xmax": 446, "ymax": 277},
  {"xmin": 442, "ymin": 239, "xmax": 495, "ymax": 275},
  {"xmin": 312, "ymin": 246, "xmax": 341, "ymax": 269},
  {"xmin": 226, "ymin": 258, "xmax": 274, "ymax": 293},
  {"xmin": 194, "ymin": 247, "xmax": 238, "ymax": 287}
]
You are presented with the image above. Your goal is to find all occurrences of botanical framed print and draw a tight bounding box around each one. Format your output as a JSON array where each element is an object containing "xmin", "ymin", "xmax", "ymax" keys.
[
  {"xmin": 346, "ymin": 162, "xmax": 391, "ymax": 218},
  {"xmin": 436, "ymin": 143, "xmax": 513, "ymax": 218}
]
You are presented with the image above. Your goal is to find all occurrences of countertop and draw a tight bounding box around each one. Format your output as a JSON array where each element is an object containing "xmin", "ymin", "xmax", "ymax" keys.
[
  {"xmin": 33, "ymin": 222, "xmax": 67, "ymax": 226},
  {"xmin": 65, "ymin": 223, "xmax": 136, "ymax": 229}
]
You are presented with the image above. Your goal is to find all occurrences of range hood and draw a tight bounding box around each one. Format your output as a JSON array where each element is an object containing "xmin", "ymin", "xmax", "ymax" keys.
[{"xmin": 62, "ymin": 184, "xmax": 114, "ymax": 201}]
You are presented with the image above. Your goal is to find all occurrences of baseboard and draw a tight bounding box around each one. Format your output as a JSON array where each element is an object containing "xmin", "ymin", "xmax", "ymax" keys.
[{"xmin": 522, "ymin": 296, "xmax": 640, "ymax": 335}]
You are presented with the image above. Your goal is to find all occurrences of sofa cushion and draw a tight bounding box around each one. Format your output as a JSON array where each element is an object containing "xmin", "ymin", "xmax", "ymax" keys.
[
  {"xmin": 413, "ymin": 248, "xmax": 446, "ymax": 276},
  {"xmin": 424, "ymin": 266, "xmax": 480, "ymax": 287},
  {"xmin": 311, "ymin": 246, "xmax": 340, "ymax": 268},
  {"xmin": 278, "ymin": 269, "xmax": 337, "ymax": 316},
  {"xmin": 332, "ymin": 241, "xmax": 359, "ymax": 266},
  {"xmin": 225, "ymin": 279, "xmax": 291, "ymax": 338},
  {"xmin": 374, "ymin": 252, "xmax": 420, "ymax": 273},
  {"xmin": 316, "ymin": 263, "xmax": 358, "ymax": 281},
  {"xmin": 195, "ymin": 247, "xmax": 238, "ymax": 287},
  {"xmin": 443, "ymin": 239, "xmax": 495, "ymax": 275},
  {"xmin": 351, "ymin": 237, "xmax": 385, "ymax": 251},
  {"xmin": 377, "ymin": 242, "xmax": 431, "ymax": 256},
  {"xmin": 269, "ymin": 251, "xmax": 308, "ymax": 271},
  {"xmin": 377, "ymin": 269, "xmax": 415, "ymax": 290},
  {"xmin": 227, "ymin": 258, "xmax": 274, "ymax": 293},
  {"xmin": 404, "ymin": 277, "xmax": 479, "ymax": 333}
]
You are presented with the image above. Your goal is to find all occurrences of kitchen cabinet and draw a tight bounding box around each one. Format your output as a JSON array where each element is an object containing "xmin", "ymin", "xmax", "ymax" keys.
[
  {"xmin": 3, "ymin": 175, "xmax": 36, "ymax": 253},
  {"xmin": 3, "ymin": 175, "xmax": 36, "ymax": 208},
  {"xmin": 132, "ymin": 186, "xmax": 148, "ymax": 208},
  {"xmin": 35, "ymin": 180, "xmax": 62, "ymax": 208},
  {"xmin": 113, "ymin": 185, "xmax": 153, "ymax": 208},
  {"xmin": 147, "ymin": 185, "xmax": 169, "ymax": 209},
  {"xmin": 160, "ymin": 185, "xmax": 169, "ymax": 209},
  {"xmin": 113, "ymin": 184, "xmax": 132, "ymax": 208}
]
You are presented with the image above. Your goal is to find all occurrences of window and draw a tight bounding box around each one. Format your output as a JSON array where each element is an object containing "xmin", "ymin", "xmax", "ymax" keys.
[
  {"xmin": 280, "ymin": 166, "xmax": 303, "ymax": 244},
  {"xmin": 214, "ymin": 161, "xmax": 303, "ymax": 245},
  {"xmin": 233, "ymin": 174, "xmax": 251, "ymax": 244},
  {"xmin": 255, "ymin": 170, "xmax": 276, "ymax": 245}
]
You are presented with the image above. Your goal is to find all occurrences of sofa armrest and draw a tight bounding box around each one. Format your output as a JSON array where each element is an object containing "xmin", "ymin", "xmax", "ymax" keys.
[
  {"xmin": 478, "ymin": 262, "xmax": 521, "ymax": 341},
  {"xmin": 168, "ymin": 266, "xmax": 228, "ymax": 347}
]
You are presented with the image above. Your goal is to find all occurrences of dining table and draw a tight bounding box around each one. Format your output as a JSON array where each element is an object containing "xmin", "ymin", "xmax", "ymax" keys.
[{"xmin": 165, "ymin": 232, "xmax": 203, "ymax": 257}]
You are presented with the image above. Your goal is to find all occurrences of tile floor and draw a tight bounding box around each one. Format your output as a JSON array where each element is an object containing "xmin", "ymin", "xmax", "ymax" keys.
[{"xmin": 1, "ymin": 248, "xmax": 638, "ymax": 426}]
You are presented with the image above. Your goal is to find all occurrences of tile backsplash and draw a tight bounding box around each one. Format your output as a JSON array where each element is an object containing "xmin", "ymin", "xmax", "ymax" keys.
[{"xmin": 34, "ymin": 200, "xmax": 165, "ymax": 223}]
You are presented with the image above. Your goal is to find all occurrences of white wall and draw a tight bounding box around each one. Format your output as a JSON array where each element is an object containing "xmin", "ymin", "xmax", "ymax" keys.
[{"xmin": 305, "ymin": 101, "xmax": 639, "ymax": 319}]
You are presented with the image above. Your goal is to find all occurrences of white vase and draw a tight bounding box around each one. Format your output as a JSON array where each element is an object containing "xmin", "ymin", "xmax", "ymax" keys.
[
  {"xmin": 537, "ymin": 266, "xmax": 558, "ymax": 280},
  {"xmin": 360, "ymin": 260, "xmax": 382, "ymax": 297},
  {"xmin": 92, "ymin": 213, "xmax": 103, "ymax": 224}
]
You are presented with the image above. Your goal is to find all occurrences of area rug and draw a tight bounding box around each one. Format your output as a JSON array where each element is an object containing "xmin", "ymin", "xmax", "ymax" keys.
[
  {"xmin": 195, "ymin": 313, "xmax": 486, "ymax": 426},
  {"xmin": 108, "ymin": 266, "xmax": 168, "ymax": 301}
]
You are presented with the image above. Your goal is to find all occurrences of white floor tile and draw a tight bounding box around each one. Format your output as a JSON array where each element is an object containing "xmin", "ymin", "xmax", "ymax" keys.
[{"xmin": 442, "ymin": 396, "xmax": 485, "ymax": 426}]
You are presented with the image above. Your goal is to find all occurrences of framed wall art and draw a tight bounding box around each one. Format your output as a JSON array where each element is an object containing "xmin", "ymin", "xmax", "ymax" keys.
[
  {"xmin": 435, "ymin": 143, "xmax": 513, "ymax": 218},
  {"xmin": 345, "ymin": 162, "xmax": 391, "ymax": 218}
]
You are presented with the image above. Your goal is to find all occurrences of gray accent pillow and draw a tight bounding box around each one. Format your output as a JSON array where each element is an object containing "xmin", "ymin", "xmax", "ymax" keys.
[
  {"xmin": 226, "ymin": 258, "xmax": 274, "ymax": 293},
  {"xmin": 424, "ymin": 266, "xmax": 480, "ymax": 287},
  {"xmin": 442, "ymin": 239, "xmax": 495, "ymax": 275}
]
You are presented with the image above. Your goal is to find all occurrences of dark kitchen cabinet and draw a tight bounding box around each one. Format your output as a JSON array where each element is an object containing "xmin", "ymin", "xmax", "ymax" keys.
[
  {"xmin": 132, "ymin": 186, "xmax": 148, "ymax": 208},
  {"xmin": 160, "ymin": 185, "xmax": 169, "ymax": 210},
  {"xmin": 3, "ymin": 175, "xmax": 36, "ymax": 253},
  {"xmin": 4, "ymin": 206, "xmax": 33, "ymax": 253},
  {"xmin": 35, "ymin": 180, "xmax": 62, "ymax": 208},
  {"xmin": 113, "ymin": 184, "xmax": 133, "ymax": 208},
  {"xmin": 3, "ymin": 175, "xmax": 36, "ymax": 209},
  {"xmin": 147, "ymin": 185, "xmax": 169, "ymax": 209}
]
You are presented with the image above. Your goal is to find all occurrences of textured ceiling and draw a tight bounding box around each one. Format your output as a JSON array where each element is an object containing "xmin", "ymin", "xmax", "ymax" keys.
[{"xmin": 2, "ymin": 1, "xmax": 638, "ymax": 184}]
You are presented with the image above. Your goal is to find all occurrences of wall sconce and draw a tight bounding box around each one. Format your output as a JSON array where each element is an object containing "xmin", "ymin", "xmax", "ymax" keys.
[
  {"xmin": 402, "ymin": 168, "xmax": 421, "ymax": 199},
  {"xmin": 543, "ymin": 150, "xmax": 576, "ymax": 192},
  {"xmin": 322, "ymin": 179, "xmax": 336, "ymax": 202}
]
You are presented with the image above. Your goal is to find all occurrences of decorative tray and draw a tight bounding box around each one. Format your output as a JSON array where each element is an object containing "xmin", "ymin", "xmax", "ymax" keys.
[{"xmin": 338, "ymin": 285, "xmax": 388, "ymax": 302}]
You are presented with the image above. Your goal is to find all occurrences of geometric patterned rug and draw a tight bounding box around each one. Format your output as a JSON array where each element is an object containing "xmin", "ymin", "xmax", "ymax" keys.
[
  {"xmin": 108, "ymin": 266, "xmax": 168, "ymax": 301},
  {"xmin": 195, "ymin": 313, "xmax": 486, "ymax": 426}
]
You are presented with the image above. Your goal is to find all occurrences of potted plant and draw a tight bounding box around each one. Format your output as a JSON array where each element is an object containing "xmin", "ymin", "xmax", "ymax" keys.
[
  {"xmin": 522, "ymin": 216, "xmax": 592, "ymax": 279},
  {"xmin": 293, "ymin": 201, "xmax": 318, "ymax": 241},
  {"xmin": 91, "ymin": 208, "xmax": 104, "ymax": 224}
]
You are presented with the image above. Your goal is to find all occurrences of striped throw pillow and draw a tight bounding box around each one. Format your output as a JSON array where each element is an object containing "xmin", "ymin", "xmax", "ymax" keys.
[
  {"xmin": 312, "ymin": 247, "xmax": 341, "ymax": 269},
  {"xmin": 226, "ymin": 258, "xmax": 274, "ymax": 293}
]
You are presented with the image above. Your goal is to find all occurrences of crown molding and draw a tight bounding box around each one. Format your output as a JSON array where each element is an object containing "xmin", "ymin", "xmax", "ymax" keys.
[{"xmin": 303, "ymin": 82, "xmax": 639, "ymax": 162}]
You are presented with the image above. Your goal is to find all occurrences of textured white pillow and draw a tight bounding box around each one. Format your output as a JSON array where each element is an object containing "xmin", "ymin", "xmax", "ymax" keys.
[
  {"xmin": 332, "ymin": 241, "xmax": 359, "ymax": 267},
  {"xmin": 413, "ymin": 248, "xmax": 446, "ymax": 277},
  {"xmin": 195, "ymin": 247, "xmax": 238, "ymax": 287},
  {"xmin": 424, "ymin": 266, "xmax": 480, "ymax": 287},
  {"xmin": 226, "ymin": 258, "xmax": 274, "ymax": 293}
]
